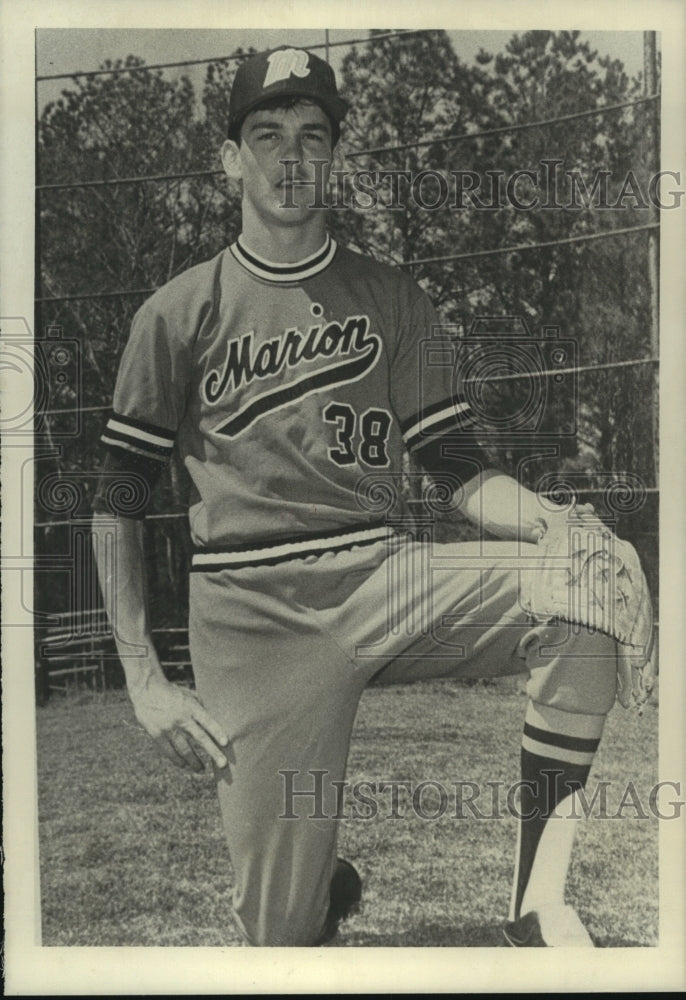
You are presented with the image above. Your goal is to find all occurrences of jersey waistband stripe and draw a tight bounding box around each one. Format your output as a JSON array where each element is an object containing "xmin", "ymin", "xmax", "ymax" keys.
[
  {"xmin": 191, "ymin": 525, "xmax": 396, "ymax": 570},
  {"xmin": 196, "ymin": 520, "xmax": 390, "ymax": 554}
]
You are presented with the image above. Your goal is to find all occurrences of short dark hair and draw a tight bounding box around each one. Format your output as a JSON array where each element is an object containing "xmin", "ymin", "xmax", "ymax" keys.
[{"xmin": 229, "ymin": 95, "xmax": 340, "ymax": 147}]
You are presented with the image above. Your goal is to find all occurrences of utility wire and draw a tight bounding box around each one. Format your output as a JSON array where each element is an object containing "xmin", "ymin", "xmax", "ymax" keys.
[
  {"xmin": 36, "ymin": 222, "xmax": 660, "ymax": 303},
  {"xmin": 462, "ymin": 355, "xmax": 658, "ymax": 384},
  {"xmin": 347, "ymin": 94, "xmax": 660, "ymax": 160},
  {"xmin": 37, "ymin": 168, "xmax": 225, "ymax": 193},
  {"xmin": 36, "ymin": 93, "xmax": 659, "ymax": 193},
  {"xmin": 36, "ymin": 29, "xmax": 435, "ymax": 82},
  {"xmin": 399, "ymin": 223, "xmax": 659, "ymax": 268},
  {"xmin": 36, "ymin": 355, "xmax": 658, "ymax": 421}
]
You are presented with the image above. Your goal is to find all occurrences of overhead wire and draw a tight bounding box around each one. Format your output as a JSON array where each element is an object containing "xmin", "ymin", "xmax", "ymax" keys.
[
  {"xmin": 34, "ymin": 32, "xmax": 661, "ymax": 621},
  {"xmin": 36, "ymin": 29, "xmax": 436, "ymax": 82},
  {"xmin": 35, "ymin": 93, "xmax": 659, "ymax": 193},
  {"xmin": 36, "ymin": 353, "xmax": 659, "ymax": 421},
  {"xmin": 35, "ymin": 223, "xmax": 660, "ymax": 303}
]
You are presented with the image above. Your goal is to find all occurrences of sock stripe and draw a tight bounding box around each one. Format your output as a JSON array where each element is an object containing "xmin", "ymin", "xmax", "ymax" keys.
[
  {"xmin": 526, "ymin": 702, "xmax": 606, "ymax": 741},
  {"xmin": 523, "ymin": 722, "xmax": 600, "ymax": 754},
  {"xmin": 521, "ymin": 734, "xmax": 596, "ymax": 766}
]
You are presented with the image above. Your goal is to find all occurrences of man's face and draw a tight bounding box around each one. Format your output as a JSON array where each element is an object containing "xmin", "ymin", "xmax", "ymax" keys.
[{"xmin": 225, "ymin": 101, "xmax": 333, "ymax": 227}]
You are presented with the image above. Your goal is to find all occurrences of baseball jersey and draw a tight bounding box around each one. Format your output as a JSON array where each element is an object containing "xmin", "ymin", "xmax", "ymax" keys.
[{"xmin": 94, "ymin": 236, "xmax": 486, "ymax": 564}]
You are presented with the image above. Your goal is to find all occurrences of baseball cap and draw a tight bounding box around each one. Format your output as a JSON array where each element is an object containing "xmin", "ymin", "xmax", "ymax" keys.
[{"xmin": 227, "ymin": 46, "xmax": 349, "ymax": 142}]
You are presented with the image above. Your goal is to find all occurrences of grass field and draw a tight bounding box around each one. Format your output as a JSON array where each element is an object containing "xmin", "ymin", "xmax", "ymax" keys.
[{"xmin": 36, "ymin": 679, "xmax": 659, "ymax": 947}]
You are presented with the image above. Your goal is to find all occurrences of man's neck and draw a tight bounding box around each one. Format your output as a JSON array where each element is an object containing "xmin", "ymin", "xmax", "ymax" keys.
[{"xmin": 239, "ymin": 209, "xmax": 329, "ymax": 263}]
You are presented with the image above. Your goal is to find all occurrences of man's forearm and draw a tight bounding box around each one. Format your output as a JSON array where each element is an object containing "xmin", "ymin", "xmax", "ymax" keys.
[
  {"xmin": 455, "ymin": 469, "xmax": 553, "ymax": 542},
  {"xmin": 91, "ymin": 512, "xmax": 165, "ymax": 691},
  {"xmin": 91, "ymin": 513, "xmax": 229, "ymax": 771}
]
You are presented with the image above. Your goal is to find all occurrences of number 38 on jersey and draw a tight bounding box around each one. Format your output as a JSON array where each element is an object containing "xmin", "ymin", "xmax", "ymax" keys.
[{"xmin": 324, "ymin": 401, "xmax": 392, "ymax": 468}]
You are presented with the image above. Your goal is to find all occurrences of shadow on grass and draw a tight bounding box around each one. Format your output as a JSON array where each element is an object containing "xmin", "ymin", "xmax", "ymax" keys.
[
  {"xmin": 348, "ymin": 921, "xmax": 507, "ymax": 947},
  {"xmin": 347, "ymin": 925, "xmax": 656, "ymax": 948},
  {"xmin": 593, "ymin": 935, "xmax": 655, "ymax": 948}
]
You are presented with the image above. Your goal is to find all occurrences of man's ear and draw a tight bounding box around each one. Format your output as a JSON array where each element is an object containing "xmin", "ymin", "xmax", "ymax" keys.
[{"xmin": 221, "ymin": 139, "xmax": 242, "ymax": 181}]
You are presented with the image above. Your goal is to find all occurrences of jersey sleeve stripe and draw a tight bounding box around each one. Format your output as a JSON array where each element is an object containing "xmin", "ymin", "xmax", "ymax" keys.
[
  {"xmin": 106, "ymin": 417, "xmax": 175, "ymax": 449},
  {"xmin": 400, "ymin": 397, "xmax": 472, "ymax": 435},
  {"xmin": 101, "ymin": 436, "xmax": 171, "ymax": 462},
  {"xmin": 100, "ymin": 412, "xmax": 175, "ymax": 460},
  {"xmin": 402, "ymin": 400, "xmax": 476, "ymax": 452},
  {"xmin": 105, "ymin": 411, "xmax": 176, "ymax": 442}
]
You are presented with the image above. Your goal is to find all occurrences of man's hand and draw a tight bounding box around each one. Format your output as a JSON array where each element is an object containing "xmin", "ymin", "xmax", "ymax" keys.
[
  {"xmin": 129, "ymin": 672, "xmax": 230, "ymax": 773},
  {"xmin": 91, "ymin": 515, "xmax": 229, "ymax": 772},
  {"xmin": 456, "ymin": 469, "xmax": 601, "ymax": 543},
  {"xmin": 536, "ymin": 500, "xmax": 599, "ymax": 540}
]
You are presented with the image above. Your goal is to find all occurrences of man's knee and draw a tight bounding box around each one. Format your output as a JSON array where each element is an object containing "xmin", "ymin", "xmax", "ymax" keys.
[{"xmin": 521, "ymin": 622, "xmax": 618, "ymax": 716}]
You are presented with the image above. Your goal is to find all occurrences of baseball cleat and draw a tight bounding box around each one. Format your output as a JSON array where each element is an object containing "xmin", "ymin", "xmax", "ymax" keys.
[
  {"xmin": 317, "ymin": 857, "xmax": 362, "ymax": 944},
  {"xmin": 503, "ymin": 904, "xmax": 594, "ymax": 947}
]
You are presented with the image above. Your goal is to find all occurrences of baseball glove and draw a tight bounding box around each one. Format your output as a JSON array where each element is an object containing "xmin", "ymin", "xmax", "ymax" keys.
[{"xmin": 522, "ymin": 504, "xmax": 656, "ymax": 711}]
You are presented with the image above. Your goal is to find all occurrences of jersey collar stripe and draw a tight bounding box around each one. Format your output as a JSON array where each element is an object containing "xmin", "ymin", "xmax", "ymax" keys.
[
  {"xmin": 106, "ymin": 418, "xmax": 175, "ymax": 450},
  {"xmin": 237, "ymin": 234, "xmax": 333, "ymax": 270},
  {"xmin": 231, "ymin": 236, "xmax": 337, "ymax": 283},
  {"xmin": 191, "ymin": 525, "xmax": 395, "ymax": 570},
  {"xmin": 101, "ymin": 436, "xmax": 170, "ymax": 462}
]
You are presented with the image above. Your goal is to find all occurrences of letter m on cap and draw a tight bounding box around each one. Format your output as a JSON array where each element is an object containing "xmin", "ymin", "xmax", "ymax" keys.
[{"xmin": 263, "ymin": 48, "xmax": 310, "ymax": 88}]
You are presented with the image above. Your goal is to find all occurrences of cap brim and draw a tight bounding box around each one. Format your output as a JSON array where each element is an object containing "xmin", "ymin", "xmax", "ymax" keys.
[{"xmin": 229, "ymin": 90, "xmax": 349, "ymax": 138}]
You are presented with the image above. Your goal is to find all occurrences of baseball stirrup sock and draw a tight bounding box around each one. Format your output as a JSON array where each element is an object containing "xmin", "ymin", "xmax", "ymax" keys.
[{"xmin": 510, "ymin": 702, "xmax": 605, "ymax": 921}]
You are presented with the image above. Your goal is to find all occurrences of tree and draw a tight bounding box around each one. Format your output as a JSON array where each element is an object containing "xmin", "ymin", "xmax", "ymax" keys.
[
  {"xmin": 35, "ymin": 31, "xmax": 658, "ymax": 653},
  {"xmin": 36, "ymin": 56, "xmax": 244, "ymax": 628},
  {"xmin": 336, "ymin": 32, "xmax": 656, "ymax": 503}
]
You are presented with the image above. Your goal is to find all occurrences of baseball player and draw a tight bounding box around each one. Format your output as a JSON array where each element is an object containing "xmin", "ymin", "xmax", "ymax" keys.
[{"xmin": 92, "ymin": 46, "xmax": 638, "ymax": 948}]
